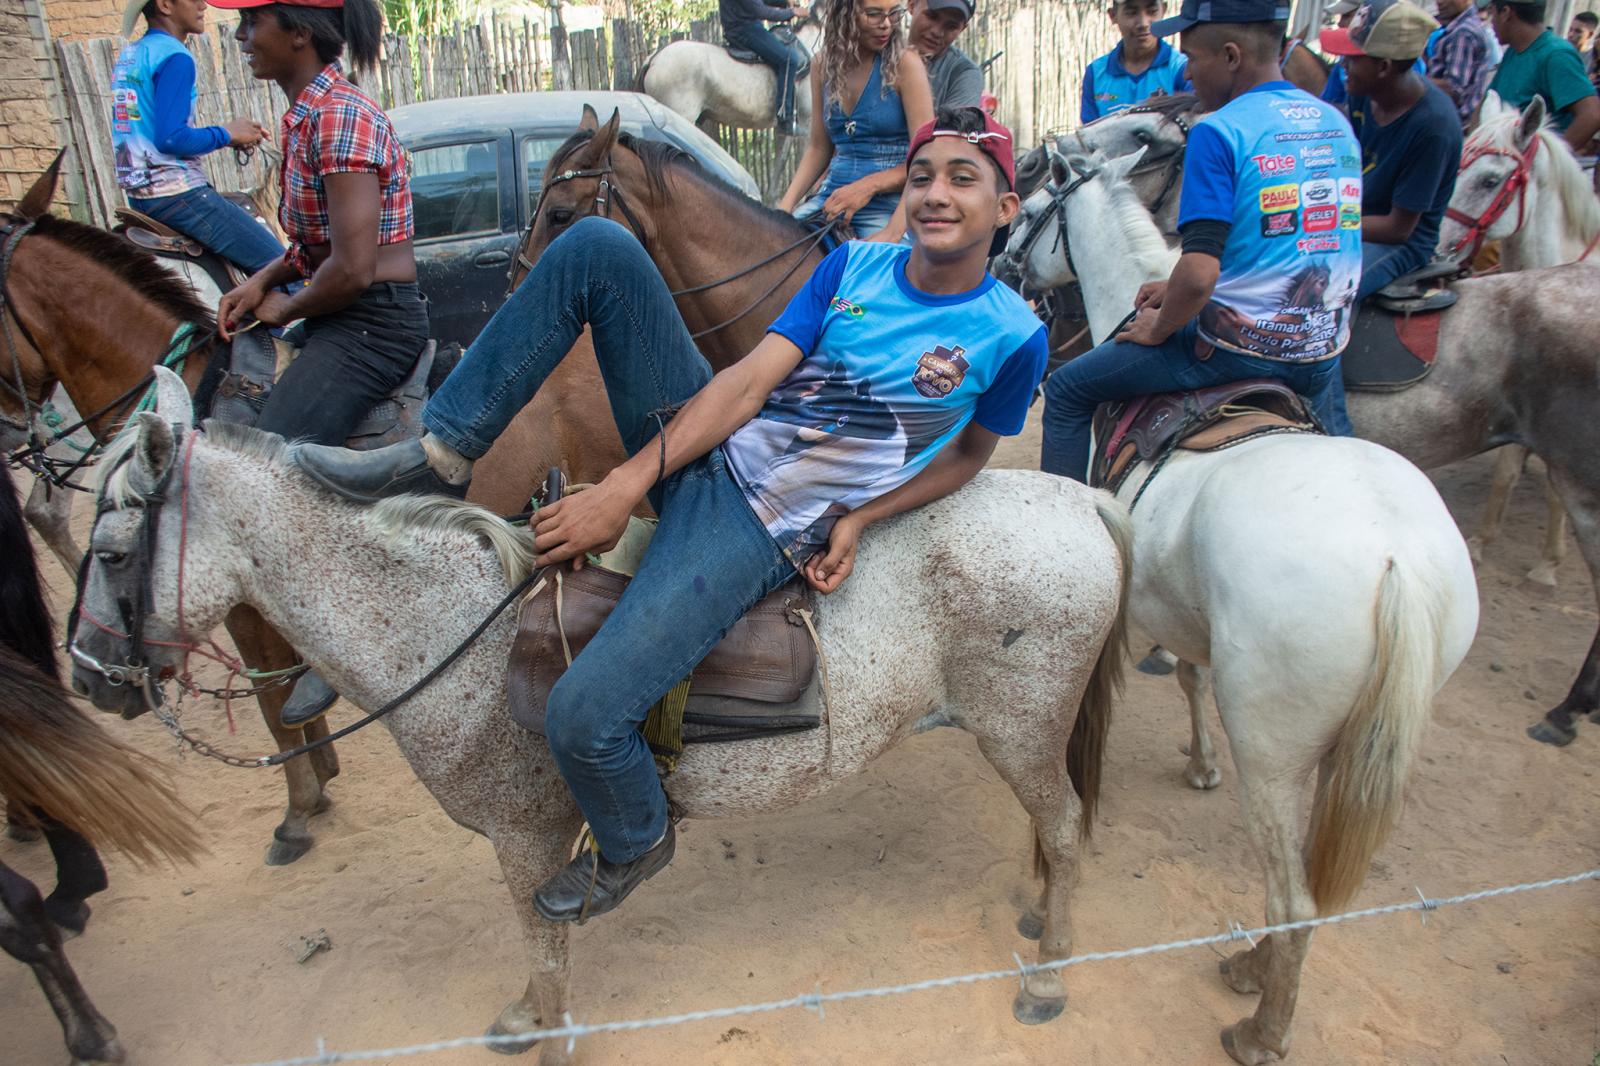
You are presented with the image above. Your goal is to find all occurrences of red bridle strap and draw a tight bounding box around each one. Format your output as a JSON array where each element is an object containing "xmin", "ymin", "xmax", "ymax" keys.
[{"xmin": 1444, "ymin": 136, "xmax": 1540, "ymax": 261}]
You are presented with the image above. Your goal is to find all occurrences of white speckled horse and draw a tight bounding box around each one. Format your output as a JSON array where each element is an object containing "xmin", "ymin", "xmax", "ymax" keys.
[
  {"xmin": 1006, "ymin": 150, "xmax": 1481, "ymax": 1064},
  {"xmin": 639, "ymin": 18, "xmax": 822, "ymax": 131},
  {"xmin": 70, "ymin": 369, "xmax": 1130, "ymax": 1063}
]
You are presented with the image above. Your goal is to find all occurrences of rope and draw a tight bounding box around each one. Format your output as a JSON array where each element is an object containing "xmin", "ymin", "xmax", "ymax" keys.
[{"xmin": 225, "ymin": 866, "xmax": 1599, "ymax": 1066}]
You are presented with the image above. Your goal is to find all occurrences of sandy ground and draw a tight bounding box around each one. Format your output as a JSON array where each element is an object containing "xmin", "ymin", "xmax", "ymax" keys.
[{"xmin": 4, "ymin": 413, "xmax": 1599, "ymax": 1066}]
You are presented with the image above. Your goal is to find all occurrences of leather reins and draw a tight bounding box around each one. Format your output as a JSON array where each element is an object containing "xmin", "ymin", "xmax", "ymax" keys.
[
  {"xmin": 1444, "ymin": 137, "xmax": 1539, "ymax": 262},
  {"xmin": 509, "ymin": 150, "xmax": 839, "ymax": 342}
]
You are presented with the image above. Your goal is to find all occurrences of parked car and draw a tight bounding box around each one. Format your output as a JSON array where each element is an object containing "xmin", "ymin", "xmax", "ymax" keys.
[{"xmin": 390, "ymin": 90, "xmax": 760, "ymax": 348}]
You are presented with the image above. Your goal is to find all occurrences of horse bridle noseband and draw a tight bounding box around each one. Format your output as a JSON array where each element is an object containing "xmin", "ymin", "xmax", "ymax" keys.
[
  {"xmin": 1443, "ymin": 136, "xmax": 1540, "ymax": 262},
  {"xmin": 1002, "ymin": 149, "xmax": 1101, "ymax": 285},
  {"xmin": 509, "ymin": 147, "xmax": 839, "ymax": 341}
]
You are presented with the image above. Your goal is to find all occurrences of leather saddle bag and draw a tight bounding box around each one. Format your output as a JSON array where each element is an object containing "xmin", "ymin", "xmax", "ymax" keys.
[{"xmin": 507, "ymin": 560, "xmax": 817, "ymax": 737}]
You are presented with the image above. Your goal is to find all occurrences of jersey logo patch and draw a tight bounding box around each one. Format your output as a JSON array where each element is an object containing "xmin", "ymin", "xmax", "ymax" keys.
[
  {"xmin": 830, "ymin": 296, "xmax": 867, "ymax": 318},
  {"xmin": 1261, "ymin": 212, "xmax": 1299, "ymax": 238},
  {"xmin": 1252, "ymin": 153, "xmax": 1297, "ymax": 176},
  {"xmin": 1302, "ymin": 205, "xmax": 1338, "ymax": 233},
  {"xmin": 1300, "ymin": 178, "xmax": 1336, "ymax": 207},
  {"xmin": 1259, "ymin": 184, "xmax": 1300, "ymax": 213},
  {"xmin": 912, "ymin": 344, "xmax": 970, "ymax": 398}
]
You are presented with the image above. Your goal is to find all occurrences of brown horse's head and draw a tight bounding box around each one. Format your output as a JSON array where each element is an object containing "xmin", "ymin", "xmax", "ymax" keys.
[{"xmin": 508, "ymin": 105, "xmax": 667, "ymax": 291}]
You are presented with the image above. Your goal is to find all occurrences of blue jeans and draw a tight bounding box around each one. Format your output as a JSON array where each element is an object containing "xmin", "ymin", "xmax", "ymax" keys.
[
  {"xmin": 128, "ymin": 184, "xmax": 285, "ymax": 273},
  {"xmin": 1040, "ymin": 319, "xmax": 1344, "ymax": 481},
  {"xmin": 725, "ymin": 23, "xmax": 804, "ymax": 124},
  {"xmin": 425, "ymin": 217, "xmax": 796, "ymax": 862},
  {"xmin": 793, "ymin": 193, "xmax": 897, "ymax": 238},
  {"xmin": 1356, "ymin": 239, "xmax": 1427, "ymax": 302}
]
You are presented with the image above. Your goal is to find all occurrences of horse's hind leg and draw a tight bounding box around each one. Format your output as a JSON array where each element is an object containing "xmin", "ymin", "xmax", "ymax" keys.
[
  {"xmin": 1526, "ymin": 477, "xmax": 1569, "ymax": 587},
  {"xmin": 0, "ymin": 861, "xmax": 124, "ymax": 1064},
  {"xmin": 973, "ymin": 730, "xmax": 1083, "ymax": 1025},
  {"xmin": 1217, "ymin": 760, "xmax": 1319, "ymax": 1065},
  {"xmin": 1467, "ymin": 445, "xmax": 1524, "ymax": 565},
  {"xmin": 40, "ymin": 818, "xmax": 108, "ymax": 937},
  {"xmin": 1527, "ymin": 463, "xmax": 1600, "ymax": 743},
  {"xmin": 1178, "ymin": 661, "xmax": 1223, "ymax": 790},
  {"xmin": 5, "ymin": 798, "xmax": 41, "ymax": 843}
]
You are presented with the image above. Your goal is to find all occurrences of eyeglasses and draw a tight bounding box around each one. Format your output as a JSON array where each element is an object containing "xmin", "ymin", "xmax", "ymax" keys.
[{"xmin": 861, "ymin": 6, "xmax": 908, "ymax": 24}]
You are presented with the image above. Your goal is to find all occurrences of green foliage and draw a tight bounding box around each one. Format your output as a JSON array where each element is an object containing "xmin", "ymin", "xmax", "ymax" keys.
[
  {"xmin": 629, "ymin": 0, "xmax": 720, "ymax": 45},
  {"xmin": 384, "ymin": 0, "xmax": 474, "ymax": 38}
]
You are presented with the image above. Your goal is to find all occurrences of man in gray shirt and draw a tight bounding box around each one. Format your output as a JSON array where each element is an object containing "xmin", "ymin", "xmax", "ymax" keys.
[{"xmin": 909, "ymin": 0, "xmax": 985, "ymax": 109}]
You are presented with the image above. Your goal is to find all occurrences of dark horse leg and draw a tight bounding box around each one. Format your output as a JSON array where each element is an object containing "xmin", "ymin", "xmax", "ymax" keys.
[
  {"xmin": 39, "ymin": 815, "xmax": 109, "ymax": 937},
  {"xmin": 1529, "ymin": 461, "xmax": 1600, "ymax": 746},
  {"xmin": 5, "ymin": 797, "xmax": 41, "ymax": 842},
  {"xmin": 0, "ymin": 860, "xmax": 124, "ymax": 1064}
]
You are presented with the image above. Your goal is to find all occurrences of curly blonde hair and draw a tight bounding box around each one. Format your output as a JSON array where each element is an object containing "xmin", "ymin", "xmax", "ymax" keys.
[{"xmin": 819, "ymin": 0, "xmax": 908, "ymax": 110}]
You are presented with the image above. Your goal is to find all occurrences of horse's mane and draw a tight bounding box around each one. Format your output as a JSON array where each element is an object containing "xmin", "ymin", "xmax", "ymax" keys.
[
  {"xmin": 548, "ymin": 128, "xmax": 810, "ymax": 235},
  {"xmin": 1472, "ymin": 108, "xmax": 1600, "ymax": 244},
  {"xmin": 21, "ymin": 213, "xmax": 215, "ymax": 329},
  {"xmin": 1102, "ymin": 174, "xmax": 1180, "ymax": 272},
  {"xmin": 99, "ymin": 420, "xmax": 536, "ymax": 584}
]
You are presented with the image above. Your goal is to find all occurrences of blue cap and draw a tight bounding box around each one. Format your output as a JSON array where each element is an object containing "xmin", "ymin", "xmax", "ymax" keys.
[{"xmin": 1152, "ymin": 0, "xmax": 1293, "ymax": 36}]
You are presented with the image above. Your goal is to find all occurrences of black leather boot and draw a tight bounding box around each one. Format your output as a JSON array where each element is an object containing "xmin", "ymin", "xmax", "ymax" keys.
[
  {"xmin": 293, "ymin": 439, "xmax": 465, "ymax": 503},
  {"xmin": 533, "ymin": 825, "xmax": 676, "ymax": 924},
  {"xmin": 280, "ymin": 668, "xmax": 338, "ymax": 728}
]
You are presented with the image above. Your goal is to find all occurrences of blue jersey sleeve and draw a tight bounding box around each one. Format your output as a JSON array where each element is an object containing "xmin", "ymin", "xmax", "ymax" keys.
[
  {"xmin": 1080, "ymin": 68, "xmax": 1097, "ymax": 125},
  {"xmin": 1177, "ymin": 122, "xmax": 1235, "ymax": 227},
  {"xmin": 974, "ymin": 325, "xmax": 1047, "ymax": 436},
  {"xmin": 767, "ymin": 243, "xmax": 850, "ymax": 355},
  {"xmin": 1174, "ymin": 56, "xmax": 1192, "ymax": 94},
  {"xmin": 1321, "ymin": 65, "xmax": 1348, "ymax": 105},
  {"xmin": 150, "ymin": 51, "xmax": 228, "ymax": 158}
]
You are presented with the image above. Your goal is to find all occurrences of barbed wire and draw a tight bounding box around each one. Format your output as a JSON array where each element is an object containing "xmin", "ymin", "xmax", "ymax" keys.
[{"xmin": 230, "ymin": 866, "xmax": 1600, "ymax": 1066}]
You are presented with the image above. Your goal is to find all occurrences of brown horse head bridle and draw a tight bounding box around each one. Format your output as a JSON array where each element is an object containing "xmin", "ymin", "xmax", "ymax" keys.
[{"xmin": 508, "ymin": 154, "xmax": 649, "ymax": 293}]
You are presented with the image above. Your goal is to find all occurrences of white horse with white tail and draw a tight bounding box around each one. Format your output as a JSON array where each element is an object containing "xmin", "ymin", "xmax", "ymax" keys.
[
  {"xmin": 70, "ymin": 368, "xmax": 1130, "ymax": 1063},
  {"xmin": 639, "ymin": 18, "xmax": 822, "ymax": 131},
  {"xmin": 1005, "ymin": 148, "xmax": 1480, "ymax": 1064},
  {"xmin": 1441, "ymin": 92, "xmax": 1599, "ymax": 586}
]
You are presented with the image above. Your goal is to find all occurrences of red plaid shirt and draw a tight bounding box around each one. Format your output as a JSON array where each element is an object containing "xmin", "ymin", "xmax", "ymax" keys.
[{"xmin": 278, "ymin": 64, "xmax": 412, "ymax": 277}]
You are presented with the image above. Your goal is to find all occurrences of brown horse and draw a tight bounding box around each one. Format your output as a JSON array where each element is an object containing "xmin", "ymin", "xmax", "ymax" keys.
[{"xmin": 0, "ymin": 160, "xmax": 619, "ymax": 863}]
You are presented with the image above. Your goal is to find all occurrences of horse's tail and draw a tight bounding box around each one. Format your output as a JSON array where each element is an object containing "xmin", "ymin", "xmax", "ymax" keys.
[
  {"xmin": 635, "ymin": 48, "xmax": 656, "ymax": 92},
  {"xmin": 0, "ymin": 472, "xmax": 59, "ymax": 681},
  {"xmin": 0, "ymin": 646, "xmax": 204, "ymax": 866},
  {"xmin": 1065, "ymin": 492, "xmax": 1131, "ymax": 841},
  {"xmin": 1305, "ymin": 557, "xmax": 1438, "ymax": 913}
]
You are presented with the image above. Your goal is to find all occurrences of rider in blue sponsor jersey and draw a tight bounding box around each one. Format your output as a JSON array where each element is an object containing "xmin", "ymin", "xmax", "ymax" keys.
[
  {"xmin": 1081, "ymin": 0, "xmax": 1192, "ymax": 122},
  {"xmin": 1043, "ymin": 0, "xmax": 1365, "ymax": 481}
]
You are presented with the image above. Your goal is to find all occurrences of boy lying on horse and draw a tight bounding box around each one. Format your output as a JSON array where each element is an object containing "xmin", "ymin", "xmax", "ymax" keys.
[{"xmin": 296, "ymin": 106, "xmax": 1047, "ymax": 922}]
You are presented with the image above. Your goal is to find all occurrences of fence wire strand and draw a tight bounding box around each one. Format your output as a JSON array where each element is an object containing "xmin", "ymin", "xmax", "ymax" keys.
[{"xmin": 228, "ymin": 866, "xmax": 1599, "ymax": 1066}]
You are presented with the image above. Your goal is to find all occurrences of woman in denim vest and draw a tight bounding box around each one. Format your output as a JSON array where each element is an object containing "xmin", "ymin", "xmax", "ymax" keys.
[{"xmin": 779, "ymin": 0, "xmax": 933, "ymax": 240}]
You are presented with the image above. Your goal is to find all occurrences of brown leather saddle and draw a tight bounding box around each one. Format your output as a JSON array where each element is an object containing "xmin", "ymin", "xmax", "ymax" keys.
[
  {"xmin": 1341, "ymin": 259, "xmax": 1460, "ymax": 393},
  {"xmin": 507, "ymin": 479, "xmax": 822, "ymax": 768},
  {"xmin": 114, "ymin": 205, "xmax": 253, "ymax": 289},
  {"xmin": 725, "ymin": 25, "xmax": 811, "ymax": 80},
  {"xmin": 1090, "ymin": 378, "xmax": 1321, "ymax": 497}
]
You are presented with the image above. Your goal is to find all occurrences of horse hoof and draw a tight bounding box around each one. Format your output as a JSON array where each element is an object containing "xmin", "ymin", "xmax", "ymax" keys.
[
  {"xmin": 4, "ymin": 821, "xmax": 42, "ymax": 843},
  {"xmin": 45, "ymin": 898, "xmax": 91, "ymax": 938},
  {"xmin": 1526, "ymin": 564, "xmax": 1559, "ymax": 587},
  {"xmin": 1589, "ymin": 707, "xmax": 1600, "ymax": 725},
  {"xmin": 69, "ymin": 1033, "xmax": 125, "ymax": 1064},
  {"xmin": 265, "ymin": 830, "xmax": 314, "ymax": 866},
  {"xmin": 483, "ymin": 1020, "xmax": 540, "ymax": 1056},
  {"xmin": 1135, "ymin": 647, "xmax": 1177, "ymax": 676},
  {"xmin": 1184, "ymin": 765, "xmax": 1222, "ymax": 790},
  {"xmin": 1016, "ymin": 911, "xmax": 1044, "ymax": 941},
  {"xmin": 1527, "ymin": 718, "xmax": 1577, "ymax": 747},
  {"xmin": 1220, "ymin": 1022, "xmax": 1280, "ymax": 1065},
  {"xmin": 1012, "ymin": 987, "xmax": 1066, "ymax": 1025}
]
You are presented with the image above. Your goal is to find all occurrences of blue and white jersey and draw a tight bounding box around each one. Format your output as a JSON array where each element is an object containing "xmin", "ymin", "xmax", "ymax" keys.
[
  {"xmin": 1080, "ymin": 40, "xmax": 1191, "ymax": 124},
  {"xmin": 725, "ymin": 242, "xmax": 1047, "ymax": 560},
  {"xmin": 112, "ymin": 31, "xmax": 211, "ymax": 196},
  {"xmin": 1179, "ymin": 82, "xmax": 1363, "ymax": 363}
]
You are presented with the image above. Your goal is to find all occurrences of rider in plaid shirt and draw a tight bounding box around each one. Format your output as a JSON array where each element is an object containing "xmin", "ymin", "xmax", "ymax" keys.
[{"xmin": 1427, "ymin": 0, "xmax": 1495, "ymax": 125}]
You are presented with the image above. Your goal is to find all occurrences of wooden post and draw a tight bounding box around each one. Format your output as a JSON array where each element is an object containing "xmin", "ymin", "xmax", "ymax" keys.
[{"xmin": 612, "ymin": 17, "xmax": 633, "ymax": 91}]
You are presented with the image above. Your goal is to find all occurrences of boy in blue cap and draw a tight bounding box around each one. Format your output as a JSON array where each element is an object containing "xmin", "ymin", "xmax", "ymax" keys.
[
  {"xmin": 1081, "ymin": 0, "xmax": 1192, "ymax": 122},
  {"xmin": 1043, "ymin": 0, "xmax": 1366, "ymax": 480}
]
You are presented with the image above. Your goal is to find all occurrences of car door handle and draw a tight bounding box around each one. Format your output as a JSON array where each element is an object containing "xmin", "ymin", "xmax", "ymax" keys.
[{"xmin": 474, "ymin": 250, "xmax": 511, "ymax": 267}]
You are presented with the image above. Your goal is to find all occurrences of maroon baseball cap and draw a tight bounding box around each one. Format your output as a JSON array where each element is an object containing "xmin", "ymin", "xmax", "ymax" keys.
[
  {"xmin": 907, "ymin": 109, "xmax": 1016, "ymax": 190},
  {"xmin": 207, "ymin": 0, "xmax": 345, "ymax": 9}
]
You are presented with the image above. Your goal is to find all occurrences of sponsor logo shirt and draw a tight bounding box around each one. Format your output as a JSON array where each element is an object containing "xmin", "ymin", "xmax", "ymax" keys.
[
  {"xmin": 1178, "ymin": 81, "xmax": 1363, "ymax": 362},
  {"xmin": 112, "ymin": 31, "xmax": 217, "ymax": 196},
  {"xmin": 724, "ymin": 242, "xmax": 1047, "ymax": 560},
  {"xmin": 1080, "ymin": 40, "xmax": 1191, "ymax": 124}
]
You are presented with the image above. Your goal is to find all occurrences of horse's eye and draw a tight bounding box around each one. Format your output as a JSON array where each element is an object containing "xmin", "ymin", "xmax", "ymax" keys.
[
  {"xmin": 95, "ymin": 550, "xmax": 126, "ymax": 566},
  {"xmin": 548, "ymin": 207, "xmax": 574, "ymax": 226},
  {"xmin": 1134, "ymin": 130, "xmax": 1152, "ymax": 144},
  {"xmin": 1478, "ymin": 175, "xmax": 1498, "ymax": 190}
]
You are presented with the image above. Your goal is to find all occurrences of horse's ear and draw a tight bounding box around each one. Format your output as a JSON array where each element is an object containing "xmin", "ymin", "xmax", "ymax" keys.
[
  {"xmin": 132, "ymin": 412, "xmax": 176, "ymax": 491},
  {"xmin": 16, "ymin": 149, "xmax": 65, "ymax": 220},
  {"xmin": 579, "ymin": 104, "xmax": 600, "ymax": 132},
  {"xmin": 1047, "ymin": 148, "xmax": 1072, "ymax": 188},
  {"xmin": 1515, "ymin": 96, "xmax": 1546, "ymax": 149},
  {"xmin": 1102, "ymin": 146, "xmax": 1148, "ymax": 185},
  {"xmin": 571, "ymin": 108, "xmax": 623, "ymax": 168},
  {"xmin": 150, "ymin": 365, "xmax": 195, "ymax": 427}
]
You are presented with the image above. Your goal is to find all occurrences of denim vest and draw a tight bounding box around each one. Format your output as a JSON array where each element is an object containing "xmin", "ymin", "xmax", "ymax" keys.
[{"xmin": 818, "ymin": 54, "xmax": 908, "ymax": 212}]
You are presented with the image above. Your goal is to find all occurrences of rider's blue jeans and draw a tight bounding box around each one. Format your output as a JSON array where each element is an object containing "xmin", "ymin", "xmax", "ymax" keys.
[
  {"xmin": 425, "ymin": 218, "xmax": 796, "ymax": 863},
  {"xmin": 128, "ymin": 184, "xmax": 285, "ymax": 273},
  {"xmin": 1039, "ymin": 319, "xmax": 1344, "ymax": 481},
  {"xmin": 725, "ymin": 23, "xmax": 804, "ymax": 125}
]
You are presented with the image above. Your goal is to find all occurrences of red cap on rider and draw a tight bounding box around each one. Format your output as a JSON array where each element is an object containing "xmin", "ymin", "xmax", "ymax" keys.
[
  {"xmin": 906, "ymin": 109, "xmax": 1017, "ymax": 190},
  {"xmin": 207, "ymin": 0, "xmax": 345, "ymax": 9}
]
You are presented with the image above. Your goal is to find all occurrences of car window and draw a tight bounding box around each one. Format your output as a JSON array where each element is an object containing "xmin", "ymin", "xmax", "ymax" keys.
[
  {"xmin": 411, "ymin": 140, "xmax": 500, "ymax": 242},
  {"xmin": 523, "ymin": 135, "xmax": 574, "ymax": 215}
]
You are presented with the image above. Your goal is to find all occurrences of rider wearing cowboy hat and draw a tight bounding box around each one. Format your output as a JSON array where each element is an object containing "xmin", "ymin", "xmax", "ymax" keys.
[{"xmin": 1041, "ymin": 0, "xmax": 1364, "ymax": 479}]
